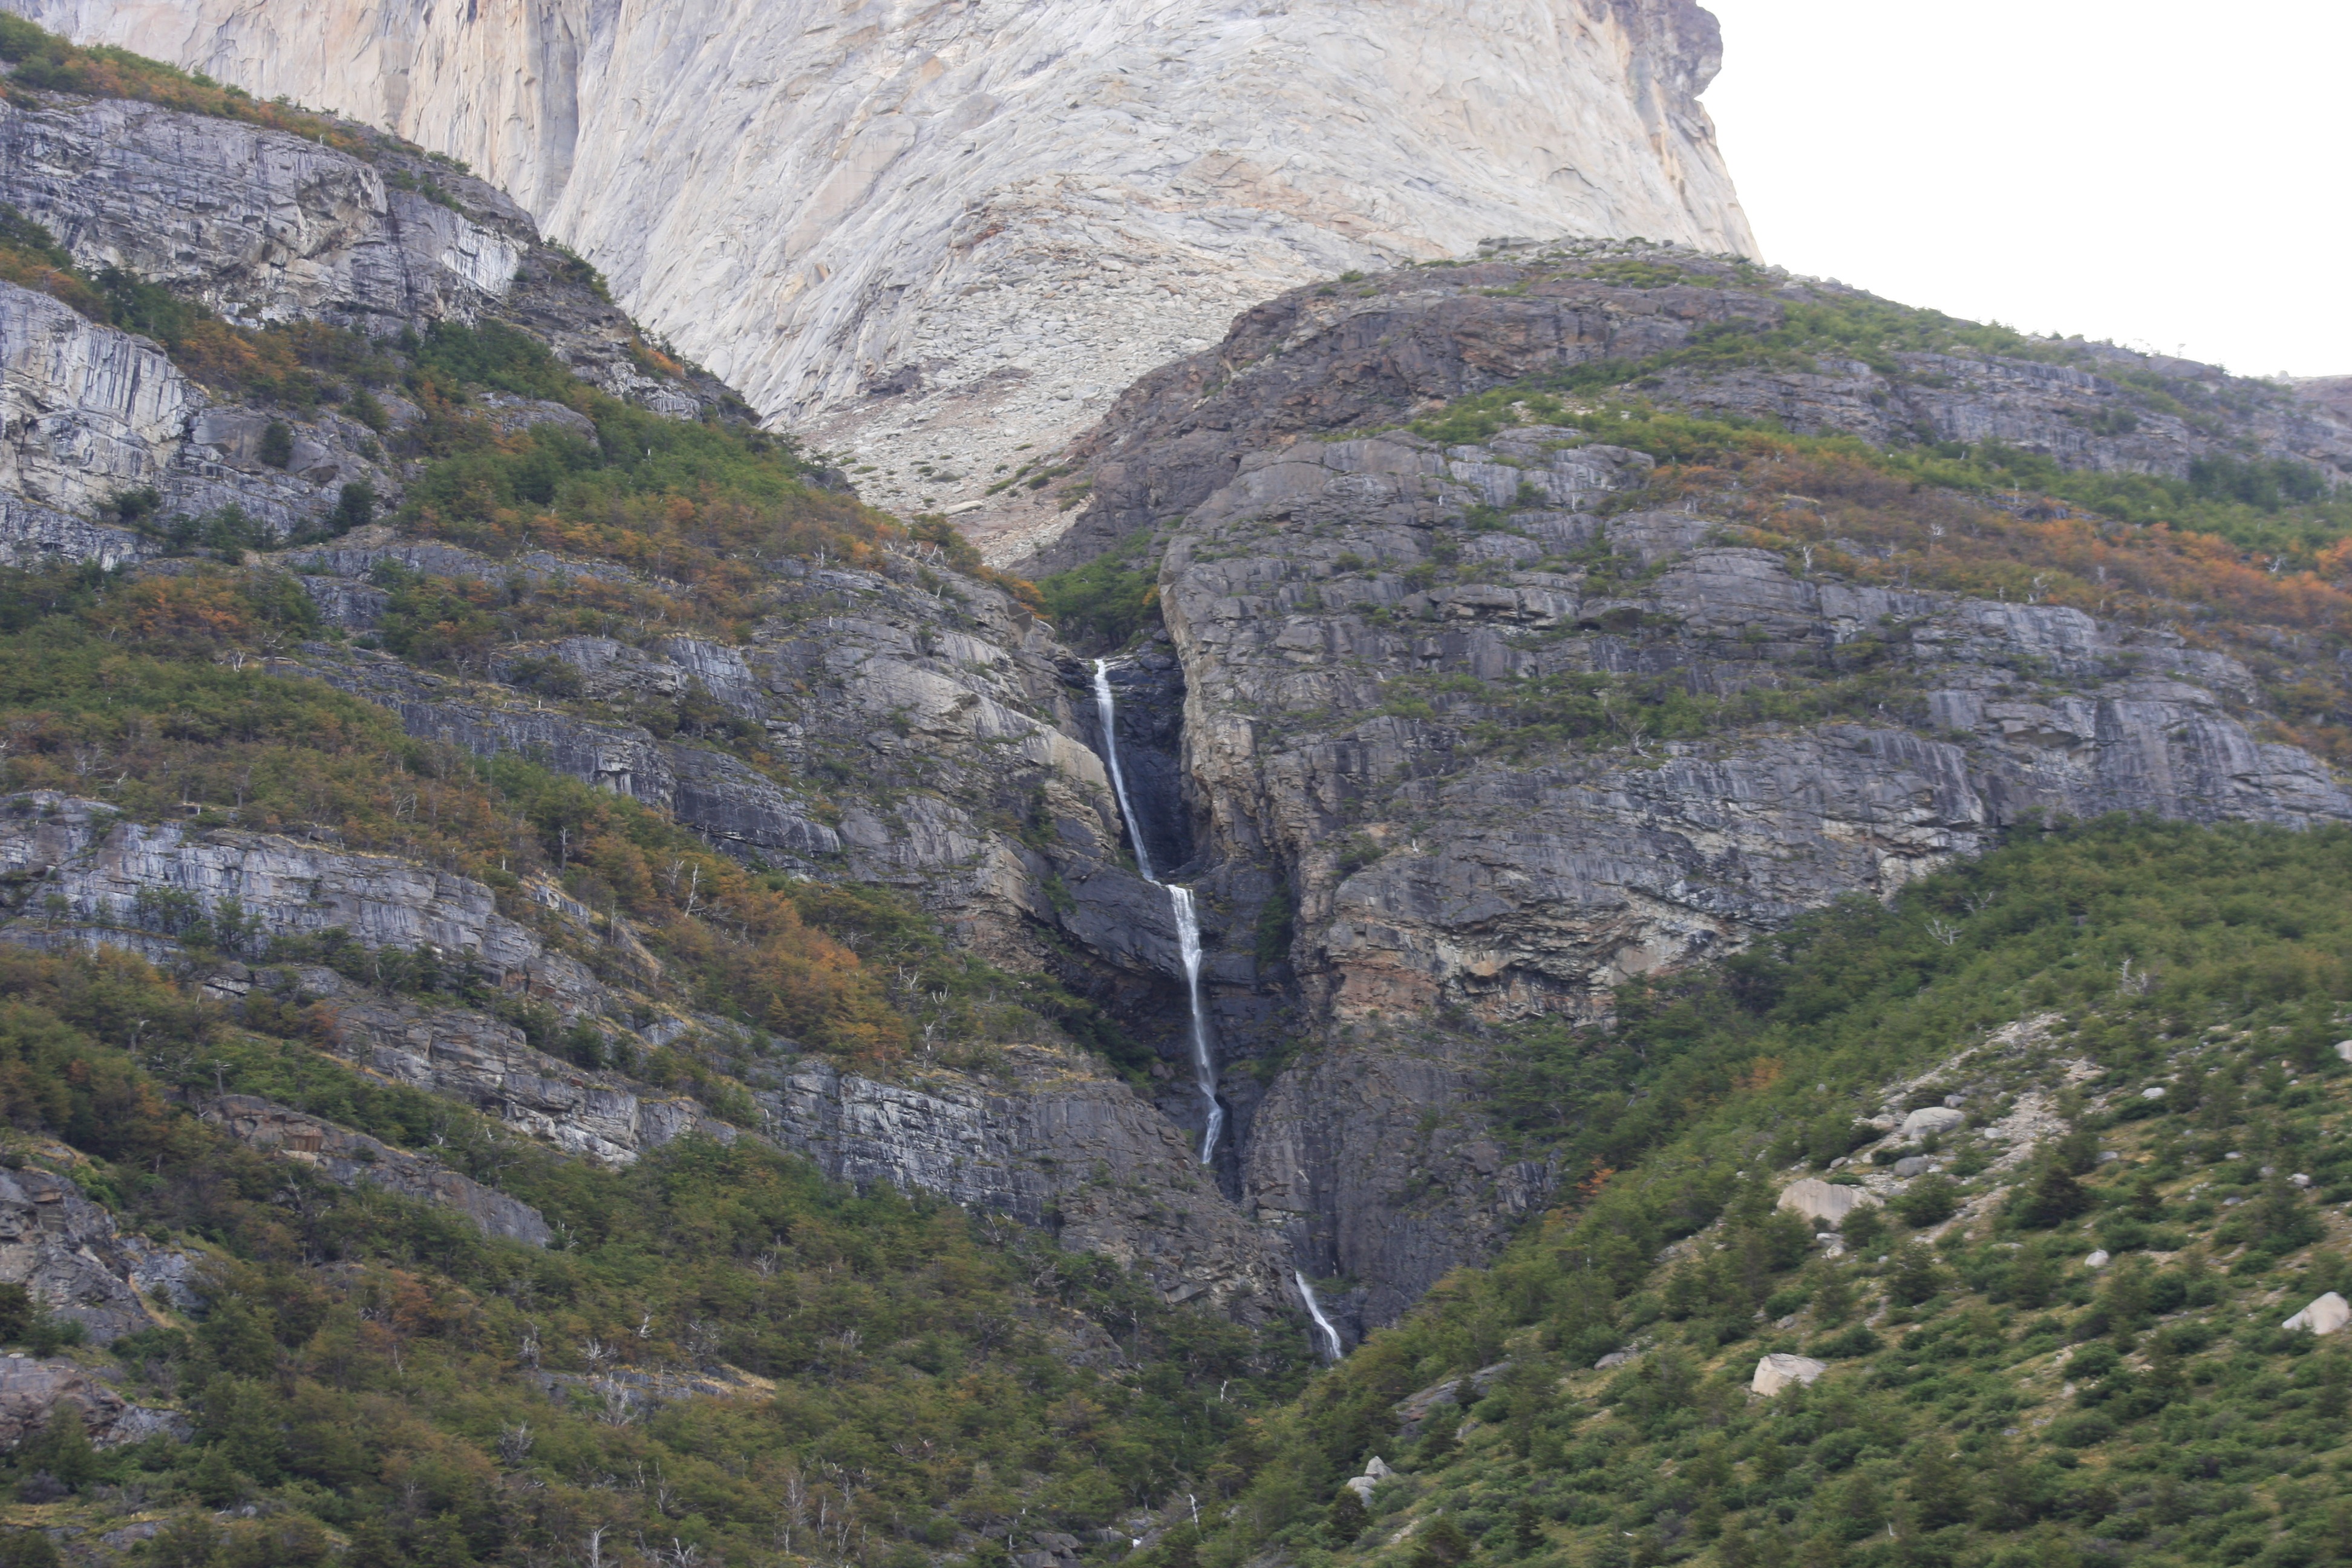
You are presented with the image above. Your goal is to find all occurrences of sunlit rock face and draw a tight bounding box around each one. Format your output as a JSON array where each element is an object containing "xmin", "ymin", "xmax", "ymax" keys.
[{"xmin": 7, "ymin": 0, "xmax": 1754, "ymax": 529}]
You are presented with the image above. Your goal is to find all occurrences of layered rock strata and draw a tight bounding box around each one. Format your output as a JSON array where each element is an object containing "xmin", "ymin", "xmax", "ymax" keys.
[{"xmin": 7, "ymin": 0, "xmax": 1756, "ymax": 515}]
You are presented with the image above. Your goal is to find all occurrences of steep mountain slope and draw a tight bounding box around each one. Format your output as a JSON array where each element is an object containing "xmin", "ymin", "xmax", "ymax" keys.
[
  {"xmin": 1013, "ymin": 243, "xmax": 2352, "ymax": 1333},
  {"xmin": 0, "ymin": 0, "xmax": 1754, "ymax": 526},
  {"xmin": 1142, "ymin": 818, "xmax": 2352, "ymax": 1568},
  {"xmin": 1, "ymin": 21, "xmax": 2351, "ymax": 1568}
]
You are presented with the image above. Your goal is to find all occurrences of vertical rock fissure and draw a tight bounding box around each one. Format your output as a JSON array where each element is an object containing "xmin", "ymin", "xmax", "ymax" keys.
[{"xmin": 1094, "ymin": 659, "xmax": 1222, "ymax": 1165}]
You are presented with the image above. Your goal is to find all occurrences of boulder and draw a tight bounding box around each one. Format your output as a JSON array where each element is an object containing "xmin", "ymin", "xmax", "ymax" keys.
[
  {"xmin": 2083, "ymin": 1250, "xmax": 2111, "ymax": 1270},
  {"xmin": 1899, "ymin": 1106, "xmax": 1966, "ymax": 1138},
  {"xmin": 1777, "ymin": 1178, "xmax": 1883, "ymax": 1229},
  {"xmin": 1344, "ymin": 1455, "xmax": 1393, "ymax": 1501},
  {"xmin": 1751, "ymin": 1353, "xmax": 1827, "ymax": 1397},
  {"xmin": 1892, "ymin": 1155, "xmax": 1934, "ymax": 1178},
  {"xmin": 2284, "ymin": 1292, "xmax": 2351, "ymax": 1336}
]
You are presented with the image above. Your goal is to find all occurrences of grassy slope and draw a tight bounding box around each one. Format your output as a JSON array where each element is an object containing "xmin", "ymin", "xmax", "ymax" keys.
[{"xmin": 1152, "ymin": 818, "xmax": 2352, "ymax": 1568}]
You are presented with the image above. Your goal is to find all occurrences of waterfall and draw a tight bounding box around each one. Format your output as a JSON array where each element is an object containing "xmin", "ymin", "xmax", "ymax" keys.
[
  {"xmin": 1094, "ymin": 659, "xmax": 1221, "ymax": 1164},
  {"xmin": 1296, "ymin": 1270, "xmax": 1345, "ymax": 1361},
  {"xmin": 1169, "ymin": 885, "xmax": 1224, "ymax": 1165},
  {"xmin": 1091, "ymin": 659, "xmax": 1153, "ymax": 883}
]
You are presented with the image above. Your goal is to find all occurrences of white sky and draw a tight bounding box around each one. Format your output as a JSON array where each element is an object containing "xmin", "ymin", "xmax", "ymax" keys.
[{"xmin": 1698, "ymin": 0, "xmax": 2352, "ymax": 379}]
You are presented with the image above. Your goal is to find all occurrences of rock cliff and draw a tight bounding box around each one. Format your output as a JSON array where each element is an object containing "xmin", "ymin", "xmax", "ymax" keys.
[{"xmin": 5, "ymin": 0, "xmax": 1756, "ymax": 520}]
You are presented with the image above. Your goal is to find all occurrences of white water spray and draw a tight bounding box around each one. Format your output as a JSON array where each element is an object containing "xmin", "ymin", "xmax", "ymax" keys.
[
  {"xmin": 1296, "ymin": 1270, "xmax": 1344, "ymax": 1361},
  {"xmin": 1094, "ymin": 659, "xmax": 1221, "ymax": 1163}
]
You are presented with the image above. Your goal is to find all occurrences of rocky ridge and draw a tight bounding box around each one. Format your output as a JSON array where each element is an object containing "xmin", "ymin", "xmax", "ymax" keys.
[
  {"xmin": 5, "ymin": 0, "xmax": 1755, "ymax": 520},
  {"xmin": 1014, "ymin": 242, "xmax": 2352, "ymax": 571},
  {"xmin": 0, "ymin": 70, "xmax": 733, "ymax": 569},
  {"xmin": 1129, "ymin": 421, "xmax": 2349, "ymax": 1327}
]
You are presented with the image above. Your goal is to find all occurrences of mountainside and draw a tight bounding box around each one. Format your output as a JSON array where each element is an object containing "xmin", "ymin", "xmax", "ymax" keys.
[
  {"xmin": 1, "ymin": 18, "xmax": 2350, "ymax": 1568},
  {"xmin": 0, "ymin": 0, "xmax": 1754, "ymax": 533},
  {"xmin": 1143, "ymin": 819, "xmax": 2352, "ymax": 1568}
]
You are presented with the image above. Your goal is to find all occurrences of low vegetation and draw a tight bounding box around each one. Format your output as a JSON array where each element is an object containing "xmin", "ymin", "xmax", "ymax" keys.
[
  {"xmin": 0, "ymin": 946, "xmax": 1298, "ymax": 1564},
  {"xmin": 1140, "ymin": 817, "xmax": 2352, "ymax": 1568}
]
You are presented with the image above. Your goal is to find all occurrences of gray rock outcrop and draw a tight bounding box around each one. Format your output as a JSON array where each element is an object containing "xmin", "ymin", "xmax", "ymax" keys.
[
  {"xmin": 1116, "ymin": 414, "xmax": 2351, "ymax": 1322},
  {"xmin": 0, "ymin": 1354, "xmax": 189, "ymax": 1449},
  {"xmin": 0, "ymin": 84, "xmax": 737, "ymax": 567},
  {"xmin": 1751, "ymin": 1352, "xmax": 1826, "ymax": 1396},
  {"xmin": 196, "ymin": 1094, "xmax": 552, "ymax": 1244},
  {"xmin": 0, "ymin": 1164, "xmax": 192, "ymax": 1344},
  {"xmin": 769, "ymin": 1049, "xmax": 1289, "ymax": 1319},
  {"xmin": 1022, "ymin": 246, "xmax": 2352, "ymax": 573},
  {"xmin": 1776, "ymin": 1178, "xmax": 1882, "ymax": 1230},
  {"xmin": 0, "ymin": 93, "xmax": 521, "ymax": 334}
]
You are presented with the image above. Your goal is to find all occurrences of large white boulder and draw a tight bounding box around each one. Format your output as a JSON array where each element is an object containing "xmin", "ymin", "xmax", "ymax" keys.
[
  {"xmin": 1899, "ymin": 1106, "xmax": 1967, "ymax": 1138},
  {"xmin": 1751, "ymin": 1354, "xmax": 1828, "ymax": 1397},
  {"xmin": 2284, "ymin": 1292, "xmax": 2352, "ymax": 1336},
  {"xmin": 1777, "ymin": 1178, "xmax": 1883, "ymax": 1229},
  {"xmin": 1344, "ymin": 1456, "xmax": 1393, "ymax": 1501}
]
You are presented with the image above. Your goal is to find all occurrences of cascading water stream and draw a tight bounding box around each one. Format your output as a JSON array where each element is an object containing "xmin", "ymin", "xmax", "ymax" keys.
[
  {"xmin": 1091, "ymin": 660, "xmax": 1153, "ymax": 884},
  {"xmin": 1296, "ymin": 1271, "xmax": 1345, "ymax": 1361},
  {"xmin": 1168, "ymin": 885, "xmax": 1225, "ymax": 1165},
  {"xmin": 1094, "ymin": 659, "xmax": 1222, "ymax": 1164}
]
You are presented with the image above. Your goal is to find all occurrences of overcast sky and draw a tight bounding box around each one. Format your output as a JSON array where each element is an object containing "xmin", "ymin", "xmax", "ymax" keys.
[{"xmin": 1699, "ymin": 0, "xmax": 2351, "ymax": 379}]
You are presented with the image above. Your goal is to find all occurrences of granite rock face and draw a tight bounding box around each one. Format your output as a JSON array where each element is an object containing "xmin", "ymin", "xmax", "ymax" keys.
[{"xmin": 11, "ymin": 0, "xmax": 1755, "ymax": 524}]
